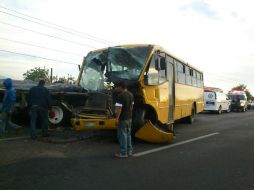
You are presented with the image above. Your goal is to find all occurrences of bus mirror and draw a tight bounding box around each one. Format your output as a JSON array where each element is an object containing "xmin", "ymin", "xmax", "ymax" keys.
[
  {"xmin": 144, "ymin": 74, "xmax": 148, "ymax": 85},
  {"xmin": 160, "ymin": 58, "xmax": 166, "ymax": 70},
  {"xmin": 155, "ymin": 59, "xmax": 160, "ymax": 71},
  {"xmin": 78, "ymin": 65, "xmax": 81, "ymax": 71}
]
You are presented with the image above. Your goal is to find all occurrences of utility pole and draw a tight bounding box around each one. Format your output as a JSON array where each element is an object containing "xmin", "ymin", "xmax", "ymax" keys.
[{"xmin": 50, "ymin": 68, "xmax": 53, "ymax": 84}]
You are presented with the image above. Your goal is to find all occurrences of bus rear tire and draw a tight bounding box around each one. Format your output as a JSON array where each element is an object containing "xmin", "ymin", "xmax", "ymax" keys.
[{"xmin": 186, "ymin": 105, "xmax": 195, "ymax": 124}]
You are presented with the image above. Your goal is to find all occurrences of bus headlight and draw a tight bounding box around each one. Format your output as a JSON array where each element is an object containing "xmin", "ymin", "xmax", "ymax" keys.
[{"xmin": 241, "ymin": 102, "xmax": 244, "ymax": 106}]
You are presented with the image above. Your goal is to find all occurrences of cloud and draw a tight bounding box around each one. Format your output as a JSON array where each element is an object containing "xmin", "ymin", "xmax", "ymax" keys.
[{"xmin": 180, "ymin": 1, "xmax": 219, "ymax": 19}]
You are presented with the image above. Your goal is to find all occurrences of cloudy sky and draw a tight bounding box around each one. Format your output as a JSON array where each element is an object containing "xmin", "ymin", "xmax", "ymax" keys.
[{"xmin": 0, "ymin": 0, "xmax": 254, "ymax": 94}]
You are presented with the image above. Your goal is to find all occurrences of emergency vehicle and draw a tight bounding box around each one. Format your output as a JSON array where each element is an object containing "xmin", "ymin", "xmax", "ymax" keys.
[
  {"xmin": 204, "ymin": 89, "xmax": 231, "ymax": 114},
  {"xmin": 228, "ymin": 90, "xmax": 248, "ymax": 112}
]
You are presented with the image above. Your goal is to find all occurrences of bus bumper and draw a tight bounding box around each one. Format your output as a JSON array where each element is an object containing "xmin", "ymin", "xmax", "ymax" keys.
[
  {"xmin": 71, "ymin": 115, "xmax": 117, "ymax": 131},
  {"xmin": 71, "ymin": 116, "xmax": 175, "ymax": 143},
  {"xmin": 135, "ymin": 121, "xmax": 175, "ymax": 143}
]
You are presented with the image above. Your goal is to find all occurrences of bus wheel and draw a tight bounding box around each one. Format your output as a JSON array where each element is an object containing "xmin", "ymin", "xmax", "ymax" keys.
[
  {"xmin": 186, "ymin": 105, "xmax": 196, "ymax": 124},
  {"xmin": 218, "ymin": 106, "xmax": 222, "ymax": 114}
]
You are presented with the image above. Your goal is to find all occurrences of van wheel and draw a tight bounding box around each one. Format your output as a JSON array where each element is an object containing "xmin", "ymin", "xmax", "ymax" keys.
[
  {"xmin": 218, "ymin": 106, "xmax": 222, "ymax": 114},
  {"xmin": 186, "ymin": 105, "xmax": 196, "ymax": 124},
  {"xmin": 226, "ymin": 106, "xmax": 231, "ymax": 113}
]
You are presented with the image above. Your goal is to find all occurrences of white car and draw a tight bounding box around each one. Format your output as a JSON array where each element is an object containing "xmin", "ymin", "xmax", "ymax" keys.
[{"xmin": 204, "ymin": 90, "xmax": 231, "ymax": 114}]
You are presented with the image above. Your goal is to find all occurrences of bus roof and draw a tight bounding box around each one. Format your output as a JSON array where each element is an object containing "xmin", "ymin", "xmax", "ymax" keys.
[{"xmin": 85, "ymin": 44, "xmax": 203, "ymax": 73}]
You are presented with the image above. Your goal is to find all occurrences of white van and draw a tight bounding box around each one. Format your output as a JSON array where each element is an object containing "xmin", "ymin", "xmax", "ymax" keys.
[{"xmin": 204, "ymin": 90, "xmax": 231, "ymax": 114}]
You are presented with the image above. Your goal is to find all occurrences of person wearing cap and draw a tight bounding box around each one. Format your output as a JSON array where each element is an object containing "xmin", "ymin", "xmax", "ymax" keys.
[
  {"xmin": 0, "ymin": 78, "xmax": 21, "ymax": 134},
  {"xmin": 114, "ymin": 81, "xmax": 134, "ymax": 158},
  {"xmin": 28, "ymin": 80, "xmax": 51, "ymax": 139}
]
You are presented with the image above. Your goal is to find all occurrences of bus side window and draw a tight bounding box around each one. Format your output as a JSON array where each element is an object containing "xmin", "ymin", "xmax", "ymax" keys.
[
  {"xmin": 177, "ymin": 61, "xmax": 186, "ymax": 84},
  {"xmin": 146, "ymin": 55, "xmax": 159, "ymax": 85},
  {"xmin": 185, "ymin": 66, "xmax": 192, "ymax": 85},
  {"xmin": 192, "ymin": 70, "xmax": 197, "ymax": 86},
  {"xmin": 158, "ymin": 57, "xmax": 166, "ymax": 83}
]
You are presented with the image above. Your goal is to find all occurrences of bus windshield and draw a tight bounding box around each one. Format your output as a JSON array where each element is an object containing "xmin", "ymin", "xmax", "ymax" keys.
[
  {"xmin": 79, "ymin": 46, "xmax": 152, "ymax": 90},
  {"xmin": 229, "ymin": 94, "xmax": 246, "ymax": 101}
]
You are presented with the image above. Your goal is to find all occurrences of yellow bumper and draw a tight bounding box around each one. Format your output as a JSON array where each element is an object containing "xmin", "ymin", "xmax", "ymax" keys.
[
  {"xmin": 71, "ymin": 116, "xmax": 174, "ymax": 143},
  {"xmin": 71, "ymin": 115, "xmax": 117, "ymax": 131},
  {"xmin": 135, "ymin": 121, "xmax": 175, "ymax": 143}
]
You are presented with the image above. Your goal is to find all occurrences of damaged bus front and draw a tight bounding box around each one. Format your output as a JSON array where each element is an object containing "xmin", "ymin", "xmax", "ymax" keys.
[{"xmin": 71, "ymin": 45, "xmax": 177, "ymax": 143}]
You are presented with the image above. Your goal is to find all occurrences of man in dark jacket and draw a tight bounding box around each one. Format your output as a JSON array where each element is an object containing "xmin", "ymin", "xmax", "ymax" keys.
[
  {"xmin": 0, "ymin": 78, "xmax": 21, "ymax": 134},
  {"xmin": 28, "ymin": 80, "xmax": 50, "ymax": 139}
]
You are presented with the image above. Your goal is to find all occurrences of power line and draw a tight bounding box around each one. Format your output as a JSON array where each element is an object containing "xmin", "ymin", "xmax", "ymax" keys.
[
  {"xmin": 0, "ymin": 9, "xmax": 113, "ymax": 46},
  {"xmin": 0, "ymin": 37, "xmax": 84, "ymax": 57},
  {"xmin": 0, "ymin": 49, "xmax": 79, "ymax": 65},
  {"xmin": 0, "ymin": 21, "xmax": 97, "ymax": 49},
  {"xmin": 0, "ymin": 5, "xmax": 115, "ymax": 46}
]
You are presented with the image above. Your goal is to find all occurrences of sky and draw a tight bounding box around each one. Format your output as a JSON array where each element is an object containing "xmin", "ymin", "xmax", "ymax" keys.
[{"xmin": 0, "ymin": 0, "xmax": 254, "ymax": 94}]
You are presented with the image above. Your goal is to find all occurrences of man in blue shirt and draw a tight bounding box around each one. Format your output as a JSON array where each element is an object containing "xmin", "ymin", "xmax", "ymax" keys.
[{"xmin": 0, "ymin": 78, "xmax": 21, "ymax": 134}]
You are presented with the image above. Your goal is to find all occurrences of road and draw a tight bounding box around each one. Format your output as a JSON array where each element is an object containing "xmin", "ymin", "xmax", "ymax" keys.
[{"xmin": 0, "ymin": 110, "xmax": 254, "ymax": 190}]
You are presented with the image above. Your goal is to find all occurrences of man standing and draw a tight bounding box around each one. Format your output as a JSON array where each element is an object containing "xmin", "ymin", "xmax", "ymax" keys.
[
  {"xmin": 114, "ymin": 81, "xmax": 134, "ymax": 158},
  {"xmin": 0, "ymin": 78, "xmax": 21, "ymax": 134},
  {"xmin": 28, "ymin": 80, "xmax": 50, "ymax": 139}
]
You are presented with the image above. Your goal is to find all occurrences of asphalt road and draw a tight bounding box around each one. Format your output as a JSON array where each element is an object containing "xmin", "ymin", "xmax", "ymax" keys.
[{"xmin": 0, "ymin": 110, "xmax": 254, "ymax": 190}]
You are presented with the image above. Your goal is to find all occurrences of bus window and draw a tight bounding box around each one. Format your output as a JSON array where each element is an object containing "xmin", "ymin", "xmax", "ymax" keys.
[
  {"xmin": 192, "ymin": 70, "xmax": 197, "ymax": 86},
  {"xmin": 177, "ymin": 61, "xmax": 186, "ymax": 84},
  {"xmin": 158, "ymin": 57, "xmax": 166, "ymax": 83},
  {"xmin": 146, "ymin": 55, "xmax": 159, "ymax": 85},
  {"xmin": 146, "ymin": 55, "xmax": 167, "ymax": 85},
  {"xmin": 185, "ymin": 66, "xmax": 192, "ymax": 85}
]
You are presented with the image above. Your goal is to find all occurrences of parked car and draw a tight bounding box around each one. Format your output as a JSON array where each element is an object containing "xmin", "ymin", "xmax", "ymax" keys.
[
  {"xmin": 204, "ymin": 90, "xmax": 231, "ymax": 114},
  {"xmin": 247, "ymin": 101, "xmax": 254, "ymax": 110}
]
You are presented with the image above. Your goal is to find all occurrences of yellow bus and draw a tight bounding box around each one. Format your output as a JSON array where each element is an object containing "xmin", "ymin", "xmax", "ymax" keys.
[{"xmin": 71, "ymin": 44, "xmax": 204, "ymax": 143}]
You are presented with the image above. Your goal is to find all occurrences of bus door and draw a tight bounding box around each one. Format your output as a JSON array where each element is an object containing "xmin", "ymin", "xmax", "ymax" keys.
[{"xmin": 165, "ymin": 56, "xmax": 175, "ymax": 124}]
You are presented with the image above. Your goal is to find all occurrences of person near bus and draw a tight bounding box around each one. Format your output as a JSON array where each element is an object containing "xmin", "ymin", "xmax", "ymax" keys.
[
  {"xmin": 114, "ymin": 81, "xmax": 134, "ymax": 158},
  {"xmin": 28, "ymin": 80, "xmax": 50, "ymax": 139},
  {"xmin": 0, "ymin": 78, "xmax": 21, "ymax": 134}
]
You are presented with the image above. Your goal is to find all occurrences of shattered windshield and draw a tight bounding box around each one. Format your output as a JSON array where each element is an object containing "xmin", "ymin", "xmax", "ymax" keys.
[{"xmin": 79, "ymin": 46, "xmax": 152, "ymax": 91}]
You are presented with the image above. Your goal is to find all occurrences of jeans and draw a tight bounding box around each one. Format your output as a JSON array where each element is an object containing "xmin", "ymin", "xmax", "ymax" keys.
[
  {"xmin": 30, "ymin": 106, "xmax": 48, "ymax": 138},
  {"xmin": 117, "ymin": 119, "xmax": 133, "ymax": 155},
  {"xmin": 0, "ymin": 112, "xmax": 20, "ymax": 133}
]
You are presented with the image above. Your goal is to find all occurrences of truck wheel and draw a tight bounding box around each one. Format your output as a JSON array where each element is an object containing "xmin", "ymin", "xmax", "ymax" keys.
[{"xmin": 48, "ymin": 103, "xmax": 72, "ymax": 128}]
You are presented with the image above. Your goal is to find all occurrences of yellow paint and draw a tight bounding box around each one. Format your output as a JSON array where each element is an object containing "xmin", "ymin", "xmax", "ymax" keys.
[
  {"xmin": 135, "ymin": 121, "xmax": 175, "ymax": 143},
  {"xmin": 71, "ymin": 116, "xmax": 116, "ymax": 131}
]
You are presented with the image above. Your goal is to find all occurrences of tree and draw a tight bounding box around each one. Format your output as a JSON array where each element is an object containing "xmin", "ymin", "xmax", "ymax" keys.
[
  {"xmin": 23, "ymin": 67, "xmax": 76, "ymax": 84},
  {"xmin": 230, "ymin": 84, "xmax": 254, "ymax": 100},
  {"xmin": 23, "ymin": 67, "xmax": 50, "ymax": 82}
]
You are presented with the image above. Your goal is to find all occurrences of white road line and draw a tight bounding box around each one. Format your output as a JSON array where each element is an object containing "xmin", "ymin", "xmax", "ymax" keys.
[
  {"xmin": 0, "ymin": 136, "xmax": 29, "ymax": 142},
  {"xmin": 133, "ymin": 132, "xmax": 220, "ymax": 157}
]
